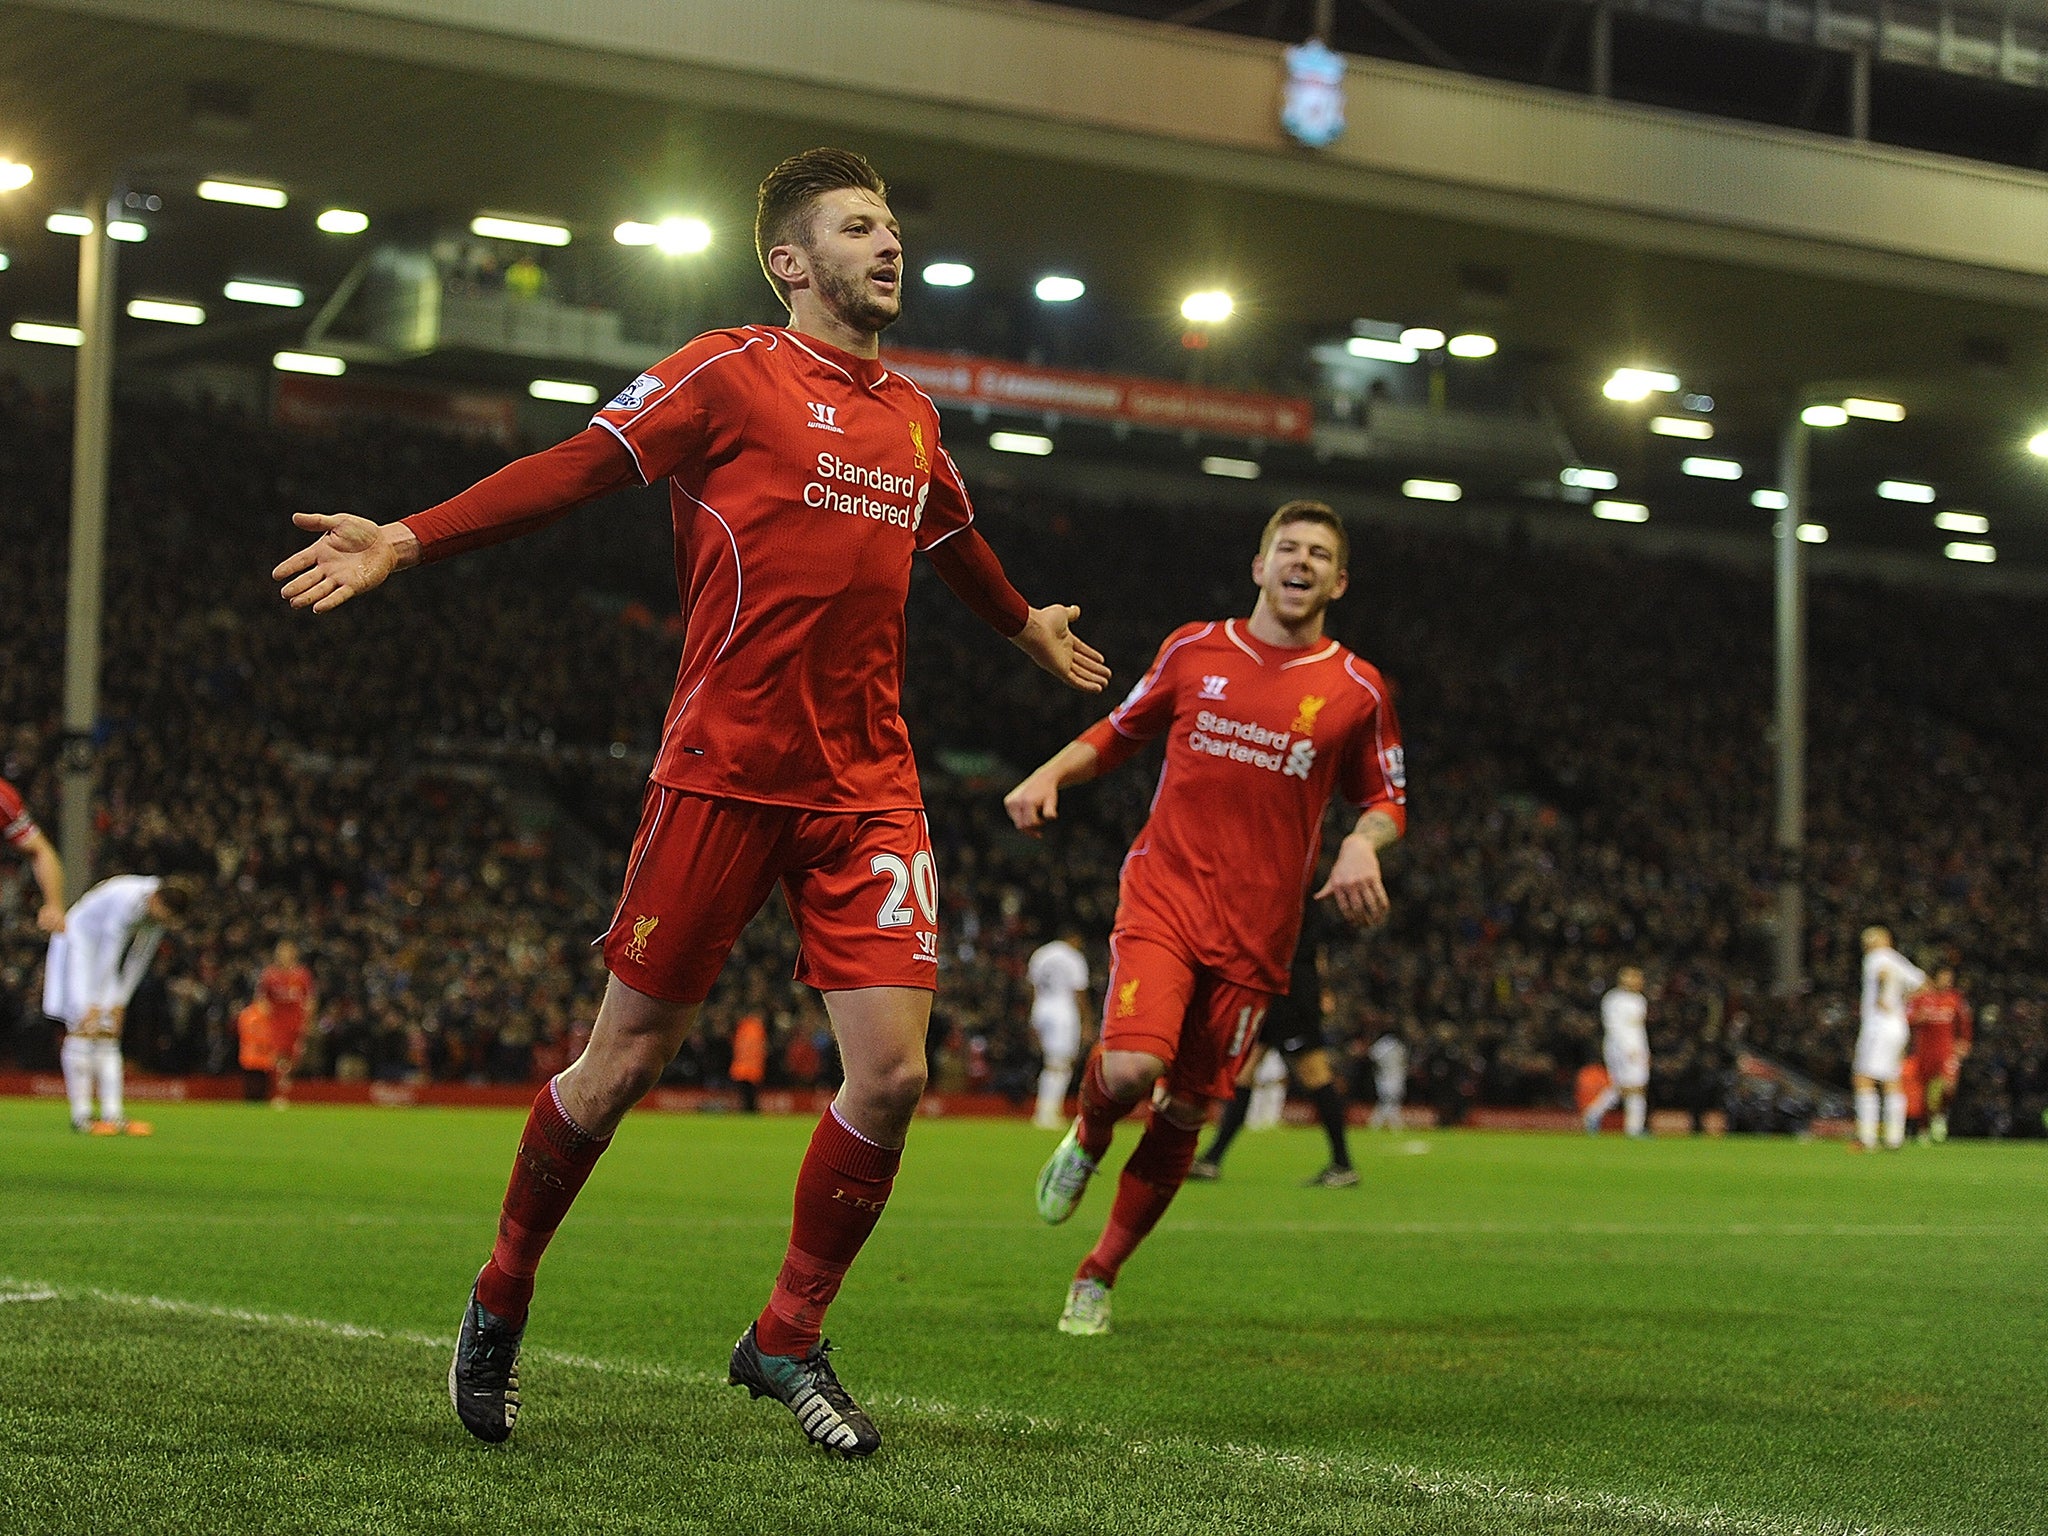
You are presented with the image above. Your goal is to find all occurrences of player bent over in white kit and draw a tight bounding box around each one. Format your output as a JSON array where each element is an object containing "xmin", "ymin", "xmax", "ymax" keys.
[
  {"xmin": 44, "ymin": 875, "xmax": 193, "ymax": 1134},
  {"xmin": 1028, "ymin": 931, "xmax": 1092, "ymax": 1129},
  {"xmin": 1583, "ymin": 966, "xmax": 1651, "ymax": 1137},
  {"xmin": 1854, "ymin": 926, "xmax": 1925, "ymax": 1151}
]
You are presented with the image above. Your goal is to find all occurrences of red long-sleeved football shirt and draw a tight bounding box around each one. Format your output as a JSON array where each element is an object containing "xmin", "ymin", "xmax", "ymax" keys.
[
  {"xmin": 405, "ymin": 325, "xmax": 1029, "ymax": 812},
  {"xmin": 1079, "ymin": 618, "xmax": 1407, "ymax": 992}
]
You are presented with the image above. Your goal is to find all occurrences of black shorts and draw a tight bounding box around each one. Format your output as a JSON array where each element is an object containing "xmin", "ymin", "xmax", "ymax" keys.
[{"xmin": 1261, "ymin": 947, "xmax": 1325, "ymax": 1055}]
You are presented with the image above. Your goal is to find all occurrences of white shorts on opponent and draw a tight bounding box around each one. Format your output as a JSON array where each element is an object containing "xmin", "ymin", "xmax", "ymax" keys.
[
  {"xmin": 1853, "ymin": 1023, "xmax": 1909, "ymax": 1082},
  {"xmin": 1032, "ymin": 1012, "xmax": 1080, "ymax": 1066},
  {"xmin": 1604, "ymin": 1045, "xmax": 1650, "ymax": 1092}
]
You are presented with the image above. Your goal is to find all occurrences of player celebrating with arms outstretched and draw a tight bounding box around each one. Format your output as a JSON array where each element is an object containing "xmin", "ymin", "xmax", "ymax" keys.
[
  {"xmin": 1005, "ymin": 500, "xmax": 1406, "ymax": 1334},
  {"xmin": 274, "ymin": 148, "xmax": 1107, "ymax": 1456}
]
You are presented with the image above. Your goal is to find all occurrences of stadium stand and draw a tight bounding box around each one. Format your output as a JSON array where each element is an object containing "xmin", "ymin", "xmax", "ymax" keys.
[{"xmin": 2, "ymin": 379, "xmax": 2042, "ymax": 1134}]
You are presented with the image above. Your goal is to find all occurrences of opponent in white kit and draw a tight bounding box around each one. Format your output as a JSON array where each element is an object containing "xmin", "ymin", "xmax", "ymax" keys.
[
  {"xmin": 1853, "ymin": 926, "xmax": 1926, "ymax": 1152},
  {"xmin": 44, "ymin": 875, "xmax": 190, "ymax": 1134},
  {"xmin": 1583, "ymin": 966, "xmax": 1651, "ymax": 1137},
  {"xmin": 1367, "ymin": 1030, "xmax": 1408, "ymax": 1129},
  {"xmin": 1027, "ymin": 931, "xmax": 1092, "ymax": 1129}
]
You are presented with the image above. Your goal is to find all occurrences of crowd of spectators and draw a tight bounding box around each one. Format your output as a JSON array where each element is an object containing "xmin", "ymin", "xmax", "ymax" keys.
[{"xmin": 2, "ymin": 379, "xmax": 2042, "ymax": 1135}]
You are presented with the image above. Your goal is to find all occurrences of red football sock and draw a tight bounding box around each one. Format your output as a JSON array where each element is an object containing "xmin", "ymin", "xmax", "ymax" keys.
[
  {"xmin": 753, "ymin": 1106, "xmax": 902, "ymax": 1357},
  {"xmin": 1077, "ymin": 1114, "xmax": 1200, "ymax": 1287},
  {"xmin": 474, "ymin": 1078, "xmax": 610, "ymax": 1324},
  {"xmin": 1076, "ymin": 1047, "xmax": 1142, "ymax": 1161}
]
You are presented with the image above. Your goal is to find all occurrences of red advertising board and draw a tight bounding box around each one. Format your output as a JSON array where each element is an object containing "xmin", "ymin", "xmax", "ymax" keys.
[{"xmin": 884, "ymin": 345, "xmax": 1314, "ymax": 443}]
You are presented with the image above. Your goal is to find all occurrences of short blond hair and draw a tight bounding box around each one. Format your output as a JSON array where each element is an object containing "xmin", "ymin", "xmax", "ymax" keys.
[{"xmin": 1259, "ymin": 500, "xmax": 1349, "ymax": 571}]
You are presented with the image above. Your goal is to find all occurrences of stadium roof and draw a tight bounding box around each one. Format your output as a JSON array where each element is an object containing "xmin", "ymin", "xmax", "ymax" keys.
[{"xmin": 3, "ymin": 0, "xmax": 2046, "ymax": 575}]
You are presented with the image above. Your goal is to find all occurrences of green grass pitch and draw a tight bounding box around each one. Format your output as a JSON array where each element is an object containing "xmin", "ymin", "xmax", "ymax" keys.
[{"xmin": 1, "ymin": 1101, "xmax": 2042, "ymax": 1535}]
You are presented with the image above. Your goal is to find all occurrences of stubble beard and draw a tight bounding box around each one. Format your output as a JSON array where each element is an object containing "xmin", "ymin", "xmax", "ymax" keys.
[{"xmin": 814, "ymin": 256, "xmax": 901, "ymax": 337}]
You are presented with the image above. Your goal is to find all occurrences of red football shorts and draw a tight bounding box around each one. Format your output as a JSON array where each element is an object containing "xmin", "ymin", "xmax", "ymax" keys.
[
  {"xmin": 1099, "ymin": 931, "xmax": 1274, "ymax": 1102},
  {"xmin": 601, "ymin": 788, "xmax": 940, "ymax": 1004}
]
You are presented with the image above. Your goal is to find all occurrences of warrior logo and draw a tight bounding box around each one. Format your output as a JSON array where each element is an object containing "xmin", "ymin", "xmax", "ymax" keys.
[
  {"xmin": 1290, "ymin": 694, "xmax": 1328, "ymax": 735},
  {"xmin": 1115, "ymin": 977, "xmax": 1142, "ymax": 1017},
  {"xmin": 909, "ymin": 419, "xmax": 930, "ymax": 472},
  {"xmin": 624, "ymin": 914, "xmax": 659, "ymax": 963},
  {"xmin": 1199, "ymin": 674, "xmax": 1230, "ymax": 701},
  {"xmin": 807, "ymin": 401, "xmax": 844, "ymax": 433}
]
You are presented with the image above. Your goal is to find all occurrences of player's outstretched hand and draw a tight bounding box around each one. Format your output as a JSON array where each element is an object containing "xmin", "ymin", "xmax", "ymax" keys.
[
  {"xmin": 272, "ymin": 513, "xmax": 415, "ymax": 612},
  {"xmin": 1315, "ymin": 832, "xmax": 1390, "ymax": 927},
  {"xmin": 1011, "ymin": 604, "xmax": 1111, "ymax": 694},
  {"xmin": 1003, "ymin": 769, "xmax": 1062, "ymax": 837}
]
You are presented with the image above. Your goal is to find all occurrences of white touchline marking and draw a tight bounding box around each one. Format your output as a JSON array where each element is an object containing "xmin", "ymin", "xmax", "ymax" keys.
[{"xmin": 1, "ymin": 1275, "xmax": 1931, "ymax": 1536}]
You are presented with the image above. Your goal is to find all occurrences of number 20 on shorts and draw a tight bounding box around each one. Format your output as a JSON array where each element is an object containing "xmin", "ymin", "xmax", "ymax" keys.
[{"xmin": 871, "ymin": 851, "xmax": 939, "ymax": 930}]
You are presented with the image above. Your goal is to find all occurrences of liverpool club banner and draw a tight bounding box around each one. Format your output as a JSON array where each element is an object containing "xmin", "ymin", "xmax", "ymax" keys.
[{"xmin": 883, "ymin": 346, "xmax": 1315, "ymax": 444}]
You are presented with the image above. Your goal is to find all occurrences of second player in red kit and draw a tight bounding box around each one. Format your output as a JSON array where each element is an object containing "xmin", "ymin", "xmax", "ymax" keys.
[
  {"xmin": 273, "ymin": 148, "xmax": 1108, "ymax": 1457},
  {"xmin": 1006, "ymin": 501, "xmax": 1406, "ymax": 1335}
]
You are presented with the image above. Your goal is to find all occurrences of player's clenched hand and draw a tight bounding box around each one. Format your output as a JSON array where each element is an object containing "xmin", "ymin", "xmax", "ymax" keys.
[
  {"xmin": 1011, "ymin": 604, "xmax": 1111, "ymax": 694},
  {"xmin": 36, "ymin": 902, "xmax": 65, "ymax": 934},
  {"xmin": 272, "ymin": 513, "xmax": 416, "ymax": 612},
  {"xmin": 1315, "ymin": 832, "xmax": 1390, "ymax": 927},
  {"xmin": 1003, "ymin": 770, "xmax": 1062, "ymax": 836}
]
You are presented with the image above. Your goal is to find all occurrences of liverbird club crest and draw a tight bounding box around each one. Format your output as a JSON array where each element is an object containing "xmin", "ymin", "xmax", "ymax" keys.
[{"xmin": 1281, "ymin": 38, "xmax": 1347, "ymax": 150}]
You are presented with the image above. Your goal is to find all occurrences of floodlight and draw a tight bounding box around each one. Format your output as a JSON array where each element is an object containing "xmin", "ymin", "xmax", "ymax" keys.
[
  {"xmin": 1680, "ymin": 456, "xmax": 1741, "ymax": 480},
  {"xmin": 1446, "ymin": 333, "xmax": 1497, "ymax": 358},
  {"xmin": 1877, "ymin": 480, "xmax": 1935, "ymax": 503},
  {"xmin": 1346, "ymin": 336, "xmax": 1417, "ymax": 363},
  {"xmin": 1035, "ymin": 275, "xmax": 1085, "ymax": 303},
  {"xmin": 127, "ymin": 299, "xmax": 205, "ymax": 325},
  {"xmin": 471, "ymin": 214, "xmax": 571, "ymax": 246},
  {"xmin": 655, "ymin": 217, "xmax": 711, "ymax": 255},
  {"xmin": 199, "ymin": 180, "xmax": 287, "ymax": 208},
  {"xmin": 989, "ymin": 431, "xmax": 1053, "ymax": 455},
  {"xmin": 1801, "ymin": 404, "xmax": 1849, "ymax": 427},
  {"xmin": 923, "ymin": 262, "xmax": 974, "ymax": 287},
  {"xmin": 529, "ymin": 379, "xmax": 599, "ymax": 405},
  {"xmin": 1201, "ymin": 456, "xmax": 1260, "ymax": 479},
  {"xmin": 9, "ymin": 321, "xmax": 80, "ymax": 346},
  {"xmin": 1604, "ymin": 368, "xmax": 1679, "ymax": 402},
  {"xmin": 106, "ymin": 220, "xmax": 147, "ymax": 243},
  {"xmin": 1592, "ymin": 500, "xmax": 1650, "ymax": 522},
  {"xmin": 1944, "ymin": 542, "xmax": 1996, "ymax": 563},
  {"xmin": 1398, "ymin": 327, "xmax": 1445, "ymax": 350},
  {"xmin": 1180, "ymin": 290, "xmax": 1233, "ymax": 324},
  {"xmin": 1560, "ymin": 466, "xmax": 1619, "ymax": 491},
  {"xmin": 224, "ymin": 280, "xmax": 304, "ymax": 308},
  {"xmin": 0, "ymin": 160, "xmax": 30, "ymax": 192},
  {"xmin": 1401, "ymin": 479, "xmax": 1461, "ymax": 502},
  {"xmin": 273, "ymin": 351, "xmax": 344, "ymax": 375},
  {"xmin": 1841, "ymin": 398, "xmax": 1905, "ymax": 422},
  {"xmin": 1751, "ymin": 489, "xmax": 1790, "ymax": 510},
  {"xmin": 620, "ymin": 218, "xmax": 710, "ymax": 255},
  {"xmin": 317, "ymin": 209, "xmax": 370, "ymax": 235},
  {"xmin": 1795, "ymin": 524, "xmax": 1829, "ymax": 544},
  {"xmin": 46, "ymin": 212, "xmax": 92, "ymax": 237},
  {"xmin": 1933, "ymin": 511, "xmax": 1989, "ymax": 534},
  {"xmin": 1649, "ymin": 417, "xmax": 1713, "ymax": 440}
]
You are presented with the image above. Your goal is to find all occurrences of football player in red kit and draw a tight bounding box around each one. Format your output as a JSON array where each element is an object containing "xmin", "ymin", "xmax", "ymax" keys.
[
  {"xmin": 273, "ymin": 148, "xmax": 1107, "ymax": 1456},
  {"xmin": 1005, "ymin": 501, "xmax": 1406, "ymax": 1334},
  {"xmin": 257, "ymin": 939, "xmax": 316, "ymax": 1101},
  {"xmin": 1906, "ymin": 966, "xmax": 1972, "ymax": 1143},
  {"xmin": 1, "ymin": 775, "xmax": 66, "ymax": 934}
]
